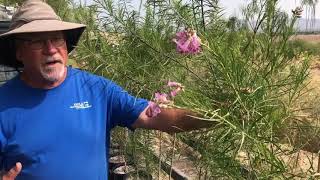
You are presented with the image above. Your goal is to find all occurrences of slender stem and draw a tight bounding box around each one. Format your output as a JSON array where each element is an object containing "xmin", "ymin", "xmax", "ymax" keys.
[
  {"xmin": 153, "ymin": 0, "xmax": 156, "ymax": 23},
  {"xmin": 200, "ymin": 0, "xmax": 205, "ymax": 31},
  {"xmin": 318, "ymin": 153, "xmax": 320, "ymax": 173},
  {"xmin": 191, "ymin": 0, "xmax": 198, "ymax": 31},
  {"xmin": 158, "ymin": 132, "xmax": 163, "ymax": 180},
  {"xmin": 123, "ymin": 129, "xmax": 128, "ymax": 170},
  {"xmin": 169, "ymin": 133, "xmax": 177, "ymax": 180}
]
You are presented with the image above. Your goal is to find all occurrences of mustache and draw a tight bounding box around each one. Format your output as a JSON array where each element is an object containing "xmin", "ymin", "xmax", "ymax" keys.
[{"xmin": 44, "ymin": 56, "xmax": 63, "ymax": 64}]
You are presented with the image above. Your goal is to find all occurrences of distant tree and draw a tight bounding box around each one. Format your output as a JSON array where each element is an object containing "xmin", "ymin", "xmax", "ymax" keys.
[
  {"xmin": 301, "ymin": 0, "xmax": 319, "ymax": 30},
  {"xmin": 0, "ymin": 0, "xmax": 74, "ymax": 21},
  {"xmin": 226, "ymin": 16, "xmax": 248, "ymax": 31}
]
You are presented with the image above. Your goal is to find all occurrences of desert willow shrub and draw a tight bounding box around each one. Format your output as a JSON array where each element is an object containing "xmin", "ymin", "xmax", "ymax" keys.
[
  {"xmin": 71, "ymin": 0, "xmax": 311, "ymax": 178},
  {"xmin": 178, "ymin": 2, "xmax": 310, "ymax": 178}
]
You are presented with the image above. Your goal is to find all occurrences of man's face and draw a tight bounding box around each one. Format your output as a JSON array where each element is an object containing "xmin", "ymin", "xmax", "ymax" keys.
[{"xmin": 15, "ymin": 31, "xmax": 68, "ymax": 84}]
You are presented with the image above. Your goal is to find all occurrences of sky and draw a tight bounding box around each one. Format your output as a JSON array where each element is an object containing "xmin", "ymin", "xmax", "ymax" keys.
[
  {"xmin": 220, "ymin": 0, "xmax": 320, "ymax": 19},
  {"xmin": 77, "ymin": 0, "xmax": 320, "ymax": 19}
]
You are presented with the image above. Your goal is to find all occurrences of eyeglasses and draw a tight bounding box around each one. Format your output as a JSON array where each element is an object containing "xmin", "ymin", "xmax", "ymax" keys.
[{"xmin": 16, "ymin": 36, "xmax": 66, "ymax": 50}]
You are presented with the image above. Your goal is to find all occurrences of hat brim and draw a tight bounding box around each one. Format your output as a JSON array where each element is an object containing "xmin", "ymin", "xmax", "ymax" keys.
[
  {"xmin": 0, "ymin": 20, "xmax": 86, "ymax": 37},
  {"xmin": 0, "ymin": 20, "xmax": 86, "ymax": 68}
]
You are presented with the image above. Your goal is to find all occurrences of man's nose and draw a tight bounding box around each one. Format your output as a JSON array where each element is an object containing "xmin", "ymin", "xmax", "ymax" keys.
[{"xmin": 42, "ymin": 40, "xmax": 57, "ymax": 55}]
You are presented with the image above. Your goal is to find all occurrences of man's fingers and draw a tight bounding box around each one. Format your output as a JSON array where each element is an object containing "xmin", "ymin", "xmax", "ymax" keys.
[
  {"xmin": 146, "ymin": 106, "xmax": 153, "ymax": 117},
  {"xmin": 3, "ymin": 162, "xmax": 22, "ymax": 180}
]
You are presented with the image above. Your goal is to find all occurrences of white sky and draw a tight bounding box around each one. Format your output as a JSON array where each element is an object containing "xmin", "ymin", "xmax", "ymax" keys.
[
  {"xmin": 221, "ymin": 0, "xmax": 320, "ymax": 19},
  {"xmin": 77, "ymin": 0, "xmax": 320, "ymax": 19}
]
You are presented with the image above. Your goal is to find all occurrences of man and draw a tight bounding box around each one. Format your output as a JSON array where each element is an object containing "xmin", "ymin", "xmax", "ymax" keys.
[{"xmin": 0, "ymin": 0, "xmax": 211, "ymax": 179}]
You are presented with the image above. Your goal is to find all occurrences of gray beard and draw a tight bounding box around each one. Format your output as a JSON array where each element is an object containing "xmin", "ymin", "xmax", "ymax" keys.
[
  {"xmin": 40, "ymin": 65, "xmax": 65, "ymax": 83},
  {"xmin": 40, "ymin": 56, "xmax": 66, "ymax": 83}
]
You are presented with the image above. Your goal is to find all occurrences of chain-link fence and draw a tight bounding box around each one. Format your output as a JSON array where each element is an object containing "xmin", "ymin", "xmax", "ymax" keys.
[
  {"xmin": 0, "ymin": 5, "xmax": 18, "ymax": 86},
  {"xmin": 0, "ymin": 66, "xmax": 18, "ymax": 86}
]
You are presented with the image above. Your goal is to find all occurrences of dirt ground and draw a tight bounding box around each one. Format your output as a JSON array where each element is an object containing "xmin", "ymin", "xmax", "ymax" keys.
[
  {"xmin": 283, "ymin": 43, "xmax": 320, "ymax": 177},
  {"xmin": 290, "ymin": 34, "xmax": 320, "ymax": 44}
]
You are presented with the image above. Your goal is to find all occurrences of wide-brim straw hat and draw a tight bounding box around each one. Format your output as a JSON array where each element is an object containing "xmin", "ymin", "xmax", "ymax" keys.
[{"xmin": 0, "ymin": 0, "xmax": 86, "ymax": 68}]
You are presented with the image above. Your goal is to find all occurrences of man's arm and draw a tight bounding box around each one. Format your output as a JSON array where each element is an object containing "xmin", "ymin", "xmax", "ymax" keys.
[{"xmin": 132, "ymin": 106, "xmax": 215, "ymax": 133}]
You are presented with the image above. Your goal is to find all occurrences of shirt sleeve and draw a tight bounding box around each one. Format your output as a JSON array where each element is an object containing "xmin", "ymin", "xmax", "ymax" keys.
[
  {"xmin": 106, "ymin": 80, "xmax": 148, "ymax": 129},
  {"xmin": 0, "ymin": 120, "xmax": 7, "ymax": 170}
]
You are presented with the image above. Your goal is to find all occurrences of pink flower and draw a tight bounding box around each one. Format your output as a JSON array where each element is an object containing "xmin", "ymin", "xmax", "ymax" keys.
[
  {"xmin": 147, "ymin": 101, "xmax": 161, "ymax": 117},
  {"xmin": 188, "ymin": 36, "xmax": 201, "ymax": 54},
  {"xmin": 167, "ymin": 81, "xmax": 182, "ymax": 87},
  {"xmin": 167, "ymin": 81, "xmax": 184, "ymax": 97},
  {"xmin": 173, "ymin": 29, "xmax": 201, "ymax": 54},
  {"xmin": 154, "ymin": 92, "xmax": 171, "ymax": 104},
  {"xmin": 170, "ymin": 87, "xmax": 183, "ymax": 97},
  {"xmin": 175, "ymin": 31, "xmax": 189, "ymax": 42}
]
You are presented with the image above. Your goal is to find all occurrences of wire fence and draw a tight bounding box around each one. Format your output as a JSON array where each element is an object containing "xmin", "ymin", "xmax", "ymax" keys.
[
  {"xmin": 0, "ymin": 5, "xmax": 18, "ymax": 86},
  {"xmin": 0, "ymin": 65, "xmax": 18, "ymax": 86}
]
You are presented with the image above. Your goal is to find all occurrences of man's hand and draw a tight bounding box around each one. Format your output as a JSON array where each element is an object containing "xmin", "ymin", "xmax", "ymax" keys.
[
  {"xmin": 134, "ymin": 107, "xmax": 216, "ymax": 133},
  {"xmin": 2, "ymin": 162, "xmax": 22, "ymax": 180}
]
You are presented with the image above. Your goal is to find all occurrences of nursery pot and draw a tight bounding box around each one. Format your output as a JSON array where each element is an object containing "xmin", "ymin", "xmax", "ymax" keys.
[
  {"xmin": 109, "ymin": 165, "xmax": 135, "ymax": 180},
  {"xmin": 108, "ymin": 155, "xmax": 126, "ymax": 171},
  {"xmin": 0, "ymin": 21, "xmax": 10, "ymax": 34},
  {"xmin": 110, "ymin": 165, "xmax": 152, "ymax": 180}
]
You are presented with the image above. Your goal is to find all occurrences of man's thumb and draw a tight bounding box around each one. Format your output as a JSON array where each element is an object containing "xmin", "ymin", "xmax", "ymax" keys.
[{"xmin": 3, "ymin": 162, "xmax": 22, "ymax": 180}]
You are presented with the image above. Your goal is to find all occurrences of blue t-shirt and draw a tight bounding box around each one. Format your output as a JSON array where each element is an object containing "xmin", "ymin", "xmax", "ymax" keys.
[{"xmin": 0, "ymin": 67, "xmax": 148, "ymax": 180}]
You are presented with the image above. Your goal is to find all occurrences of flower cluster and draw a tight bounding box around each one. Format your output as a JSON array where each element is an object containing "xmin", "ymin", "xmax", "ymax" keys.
[
  {"xmin": 172, "ymin": 28, "xmax": 201, "ymax": 54},
  {"xmin": 292, "ymin": 7, "xmax": 303, "ymax": 18},
  {"xmin": 147, "ymin": 81, "xmax": 184, "ymax": 117}
]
